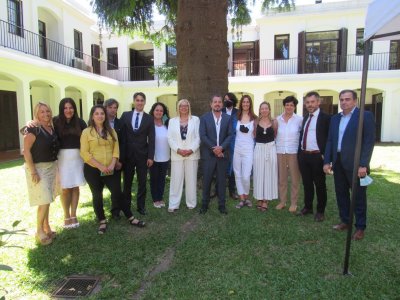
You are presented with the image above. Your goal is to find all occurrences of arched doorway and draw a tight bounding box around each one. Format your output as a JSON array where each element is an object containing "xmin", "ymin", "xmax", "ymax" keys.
[
  {"xmin": 157, "ymin": 94, "xmax": 178, "ymax": 117},
  {"xmin": 129, "ymin": 42, "xmax": 154, "ymax": 81},
  {"xmin": 0, "ymin": 74, "xmax": 19, "ymax": 152},
  {"xmin": 264, "ymin": 90, "xmax": 295, "ymax": 117}
]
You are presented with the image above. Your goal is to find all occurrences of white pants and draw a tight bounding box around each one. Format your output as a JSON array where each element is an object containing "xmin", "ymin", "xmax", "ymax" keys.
[
  {"xmin": 233, "ymin": 145, "xmax": 253, "ymax": 196},
  {"xmin": 168, "ymin": 159, "xmax": 198, "ymax": 209}
]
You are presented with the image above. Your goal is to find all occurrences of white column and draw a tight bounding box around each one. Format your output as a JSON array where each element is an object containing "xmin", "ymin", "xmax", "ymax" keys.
[{"xmin": 16, "ymin": 80, "xmax": 32, "ymax": 153}]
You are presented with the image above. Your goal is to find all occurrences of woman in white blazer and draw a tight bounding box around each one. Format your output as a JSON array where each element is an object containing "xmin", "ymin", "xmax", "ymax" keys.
[{"xmin": 167, "ymin": 99, "xmax": 200, "ymax": 212}]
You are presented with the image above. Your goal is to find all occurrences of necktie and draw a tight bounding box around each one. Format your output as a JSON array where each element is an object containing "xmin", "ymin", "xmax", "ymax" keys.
[
  {"xmin": 302, "ymin": 113, "xmax": 313, "ymax": 150},
  {"xmin": 134, "ymin": 112, "xmax": 139, "ymax": 129}
]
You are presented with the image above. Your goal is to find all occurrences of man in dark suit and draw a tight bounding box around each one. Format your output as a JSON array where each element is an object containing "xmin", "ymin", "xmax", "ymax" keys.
[
  {"xmin": 324, "ymin": 89, "xmax": 375, "ymax": 241},
  {"xmin": 120, "ymin": 92, "xmax": 155, "ymax": 215},
  {"xmin": 297, "ymin": 91, "xmax": 331, "ymax": 222},
  {"xmin": 104, "ymin": 98, "xmax": 124, "ymax": 218},
  {"xmin": 222, "ymin": 92, "xmax": 239, "ymax": 199},
  {"xmin": 199, "ymin": 95, "xmax": 233, "ymax": 214}
]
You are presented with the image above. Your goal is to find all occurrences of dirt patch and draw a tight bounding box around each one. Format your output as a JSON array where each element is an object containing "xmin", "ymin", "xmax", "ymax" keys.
[{"xmin": 131, "ymin": 216, "xmax": 199, "ymax": 299}]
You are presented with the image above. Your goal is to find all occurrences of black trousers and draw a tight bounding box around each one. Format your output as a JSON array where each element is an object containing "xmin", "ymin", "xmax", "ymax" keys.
[
  {"xmin": 123, "ymin": 158, "xmax": 148, "ymax": 211},
  {"xmin": 149, "ymin": 161, "xmax": 169, "ymax": 202},
  {"xmin": 84, "ymin": 164, "xmax": 133, "ymax": 221},
  {"xmin": 298, "ymin": 151, "xmax": 327, "ymax": 213}
]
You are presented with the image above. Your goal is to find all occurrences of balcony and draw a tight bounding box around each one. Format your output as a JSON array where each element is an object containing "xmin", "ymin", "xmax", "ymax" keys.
[
  {"xmin": 231, "ymin": 52, "xmax": 400, "ymax": 76},
  {"xmin": 1, "ymin": 19, "xmax": 399, "ymax": 82}
]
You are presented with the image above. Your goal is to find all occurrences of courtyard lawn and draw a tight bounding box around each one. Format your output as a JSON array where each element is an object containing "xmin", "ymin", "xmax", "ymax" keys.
[{"xmin": 0, "ymin": 144, "xmax": 399, "ymax": 299}]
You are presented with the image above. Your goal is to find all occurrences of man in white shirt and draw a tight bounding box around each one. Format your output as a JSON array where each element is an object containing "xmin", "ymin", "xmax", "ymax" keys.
[
  {"xmin": 297, "ymin": 92, "xmax": 331, "ymax": 222},
  {"xmin": 275, "ymin": 96, "xmax": 303, "ymax": 213}
]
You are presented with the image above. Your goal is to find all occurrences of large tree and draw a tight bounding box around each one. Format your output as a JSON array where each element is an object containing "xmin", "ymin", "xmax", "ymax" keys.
[{"xmin": 92, "ymin": 0, "xmax": 293, "ymax": 115}]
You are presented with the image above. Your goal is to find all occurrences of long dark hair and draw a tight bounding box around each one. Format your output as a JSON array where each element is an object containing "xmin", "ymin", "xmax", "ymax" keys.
[
  {"xmin": 88, "ymin": 105, "xmax": 116, "ymax": 141},
  {"xmin": 149, "ymin": 102, "xmax": 170, "ymax": 128},
  {"xmin": 237, "ymin": 95, "xmax": 257, "ymax": 121},
  {"xmin": 55, "ymin": 98, "xmax": 82, "ymax": 137}
]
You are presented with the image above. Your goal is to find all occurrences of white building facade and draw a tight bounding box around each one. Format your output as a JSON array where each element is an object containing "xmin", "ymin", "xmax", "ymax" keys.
[{"xmin": 0, "ymin": 0, "xmax": 399, "ymax": 154}]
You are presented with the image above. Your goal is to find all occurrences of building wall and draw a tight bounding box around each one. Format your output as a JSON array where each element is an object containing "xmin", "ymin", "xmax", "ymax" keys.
[{"xmin": 1, "ymin": 0, "xmax": 400, "ymax": 149}]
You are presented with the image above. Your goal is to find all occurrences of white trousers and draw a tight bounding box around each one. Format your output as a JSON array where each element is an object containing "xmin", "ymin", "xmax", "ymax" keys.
[
  {"xmin": 168, "ymin": 159, "xmax": 198, "ymax": 209},
  {"xmin": 233, "ymin": 145, "xmax": 253, "ymax": 196}
]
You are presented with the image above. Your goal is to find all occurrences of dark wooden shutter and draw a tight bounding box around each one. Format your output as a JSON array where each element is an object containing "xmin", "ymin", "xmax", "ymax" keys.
[
  {"xmin": 339, "ymin": 28, "xmax": 348, "ymax": 72},
  {"xmin": 254, "ymin": 40, "xmax": 260, "ymax": 75},
  {"xmin": 298, "ymin": 31, "xmax": 305, "ymax": 74},
  {"xmin": 91, "ymin": 44, "xmax": 100, "ymax": 74}
]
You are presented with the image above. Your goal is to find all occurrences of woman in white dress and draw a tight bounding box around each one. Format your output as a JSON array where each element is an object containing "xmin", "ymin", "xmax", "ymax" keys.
[
  {"xmin": 253, "ymin": 102, "xmax": 278, "ymax": 211},
  {"xmin": 234, "ymin": 95, "xmax": 257, "ymax": 208},
  {"xmin": 167, "ymin": 99, "xmax": 200, "ymax": 212}
]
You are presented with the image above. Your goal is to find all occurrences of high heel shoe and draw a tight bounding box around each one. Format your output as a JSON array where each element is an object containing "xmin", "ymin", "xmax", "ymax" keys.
[{"xmin": 35, "ymin": 233, "xmax": 53, "ymax": 246}]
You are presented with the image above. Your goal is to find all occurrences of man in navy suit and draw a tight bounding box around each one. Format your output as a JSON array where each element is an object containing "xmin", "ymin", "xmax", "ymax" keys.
[
  {"xmin": 323, "ymin": 90, "xmax": 375, "ymax": 241},
  {"xmin": 199, "ymin": 95, "xmax": 233, "ymax": 214},
  {"xmin": 120, "ymin": 92, "xmax": 155, "ymax": 215},
  {"xmin": 298, "ymin": 91, "xmax": 331, "ymax": 222}
]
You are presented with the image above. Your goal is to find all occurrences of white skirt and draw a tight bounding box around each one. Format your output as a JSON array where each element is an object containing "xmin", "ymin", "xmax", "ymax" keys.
[
  {"xmin": 253, "ymin": 142, "xmax": 278, "ymax": 200},
  {"xmin": 58, "ymin": 149, "xmax": 86, "ymax": 189}
]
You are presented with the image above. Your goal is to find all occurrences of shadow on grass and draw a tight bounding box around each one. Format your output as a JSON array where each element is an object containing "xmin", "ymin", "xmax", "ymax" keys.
[{"xmin": 4, "ymin": 160, "xmax": 400, "ymax": 299}]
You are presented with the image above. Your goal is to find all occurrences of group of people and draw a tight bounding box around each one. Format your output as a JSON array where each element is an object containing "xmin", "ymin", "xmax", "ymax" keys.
[{"xmin": 23, "ymin": 88, "xmax": 375, "ymax": 245}]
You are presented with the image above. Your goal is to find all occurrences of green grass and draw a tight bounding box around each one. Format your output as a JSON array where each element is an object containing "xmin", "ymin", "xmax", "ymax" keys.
[{"xmin": 0, "ymin": 145, "xmax": 399, "ymax": 299}]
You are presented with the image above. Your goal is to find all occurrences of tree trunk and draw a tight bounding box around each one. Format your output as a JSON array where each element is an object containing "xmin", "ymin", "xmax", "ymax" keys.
[{"xmin": 176, "ymin": 0, "xmax": 229, "ymax": 116}]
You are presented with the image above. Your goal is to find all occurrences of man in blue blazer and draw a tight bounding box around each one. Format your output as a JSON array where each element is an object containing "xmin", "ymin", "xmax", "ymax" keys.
[
  {"xmin": 199, "ymin": 95, "xmax": 233, "ymax": 214},
  {"xmin": 323, "ymin": 90, "xmax": 375, "ymax": 241}
]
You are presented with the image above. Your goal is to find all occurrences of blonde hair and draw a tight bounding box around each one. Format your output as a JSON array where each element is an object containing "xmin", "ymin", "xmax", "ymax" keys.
[
  {"xmin": 258, "ymin": 101, "xmax": 272, "ymax": 122},
  {"xmin": 33, "ymin": 102, "xmax": 53, "ymax": 127},
  {"xmin": 176, "ymin": 99, "xmax": 192, "ymax": 119}
]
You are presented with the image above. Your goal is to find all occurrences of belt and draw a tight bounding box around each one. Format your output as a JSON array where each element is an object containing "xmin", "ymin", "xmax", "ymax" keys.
[{"xmin": 301, "ymin": 150, "xmax": 320, "ymax": 154}]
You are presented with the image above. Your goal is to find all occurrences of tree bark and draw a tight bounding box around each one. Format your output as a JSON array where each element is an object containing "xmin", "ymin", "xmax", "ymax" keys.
[{"xmin": 176, "ymin": 0, "xmax": 229, "ymax": 116}]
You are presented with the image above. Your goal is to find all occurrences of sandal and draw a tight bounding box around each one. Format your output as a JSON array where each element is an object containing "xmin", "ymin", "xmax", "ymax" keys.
[
  {"xmin": 46, "ymin": 231, "xmax": 57, "ymax": 239},
  {"xmin": 35, "ymin": 233, "xmax": 53, "ymax": 246},
  {"xmin": 70, "ymin": 217, "xmax": 80, "ymax": 228},
  {"xmin": 129, "ymin": 217, "xmax": 145, "ymax": 228},
  {"xmin": 98, "ymin": 220, "xmax": 107, "ymax": 234},
  {"xmin": 236, "ymin": 201, "xmax": 245, "ymax": 209},
  {"xmin": 63, "ymin": 218, "xmax": 73, "ymax": 229},
  {"xmin": 245, "ymin": 200, "xmax": 252, "ymax": 207}
]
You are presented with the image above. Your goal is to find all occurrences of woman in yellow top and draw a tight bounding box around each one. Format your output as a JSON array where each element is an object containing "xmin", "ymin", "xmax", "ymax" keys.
[{"xmin": 80, "ymin": 105, "xmax": 145, "ymax": 234}]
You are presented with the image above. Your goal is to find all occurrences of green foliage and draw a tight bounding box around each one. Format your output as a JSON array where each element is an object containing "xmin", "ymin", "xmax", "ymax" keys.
[
  {"xmin": 261, "ymin": 0, "xmax": 294, "ymax": 12},
  {"xmin": 150, "ymin": 64, "xmax": 178, "ymax": 86},
  {"xmin": 0, "ymin": 220, "xmax": 26, "ymax": 272}
]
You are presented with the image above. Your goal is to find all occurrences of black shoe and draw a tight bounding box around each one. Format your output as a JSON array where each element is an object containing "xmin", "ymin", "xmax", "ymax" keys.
[
  {"xmin": 296, "ymin": 208, "xmax": 313, "ymax": 216},
  {"xmin": 219, "ymin": 207, "xmax": 228, "ymax": 214},
  {"xmin": 137, "ymin": 208, "xmax": 147, "ymax": 216},
  {"xmin": 199, "ymin": 207, "xmax": 208, "ymax": 214},
  {"xmin": 314, "ymin": 212, "xmax": 325, "ymax": 222},
  {"xmin": 111, "ymin": 213, "xmax": 121, "ymax": 220},
  {"xmin": 229, "ymin": 192, "xmax": 239, "ymax": 200}
]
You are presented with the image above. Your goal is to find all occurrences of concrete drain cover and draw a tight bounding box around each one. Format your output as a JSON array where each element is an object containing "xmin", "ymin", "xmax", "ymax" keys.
[{"xmin": 52, "ymin": 275, "xmax": 100, "ymax": 298}]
